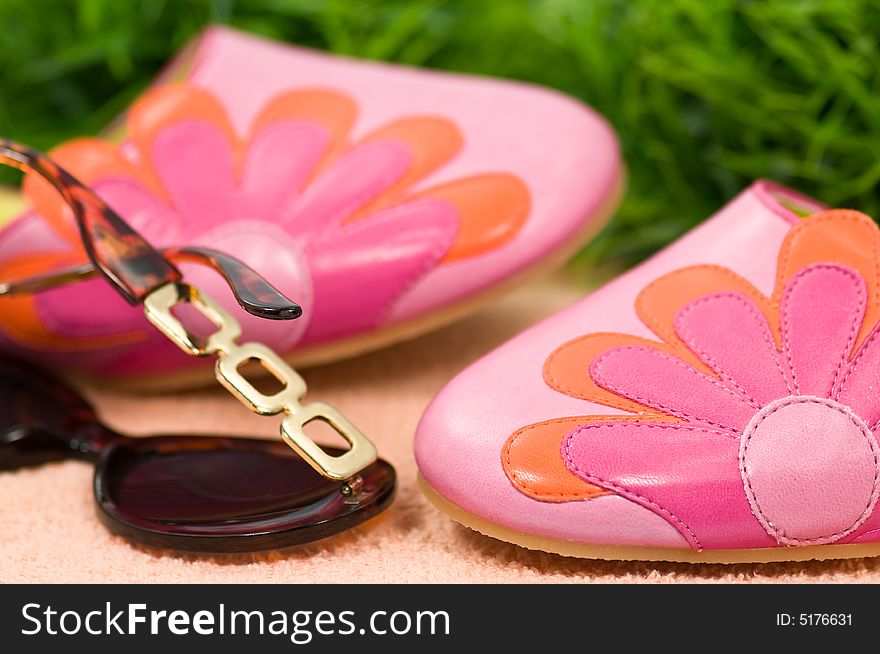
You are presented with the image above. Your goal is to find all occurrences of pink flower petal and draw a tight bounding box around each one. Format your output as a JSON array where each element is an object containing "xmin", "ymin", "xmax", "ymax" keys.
[
  {"xmin": 590, "ymin": 345, "xmax": 757, "ymax": 433},
  {"xmin": 91, "ymin": 177, "xmax": 182, "ymax": 246},
  {"xmin": 836, "ymin": 323, "xmax": 880, "ymax": 427},
  {"xmin": 240, "ymin": 122, "xmax": 329, "ymax": 223},
  {"xmin": 149, "ymin": 122, "xmax": 238, "ymax": 237},
  {"xmin": 36, "ymin": 276, "xmax": 146, "ymax": 338},
  {"xmin": 675, "ymin": 292, "xmax": 791, "ymax": 406},
  {"xmin": 563, "ymin": 421, "xmax": 775, "ymax": 550},
  {"xmin": 286, "ymin": 141, "xmax": 411, "ymax": 237},
  {"xmin": 781, "ymin": 264, "xmax": 865, "ymax": 397},
  {"xmin": 300, "ymin": 198, "xmax": 458, "ymax": 344}
]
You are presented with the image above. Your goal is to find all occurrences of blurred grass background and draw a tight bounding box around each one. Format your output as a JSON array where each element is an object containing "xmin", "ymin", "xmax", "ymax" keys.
[{"xmin": 1, "ymin": 0, "xmax": 879, "ymax": 265}]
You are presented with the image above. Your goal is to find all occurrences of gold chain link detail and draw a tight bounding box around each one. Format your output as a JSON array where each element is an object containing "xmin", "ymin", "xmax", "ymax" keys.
[{"xmin": 143, "ymin": 282, "xmax": 377, "ymax": 481}]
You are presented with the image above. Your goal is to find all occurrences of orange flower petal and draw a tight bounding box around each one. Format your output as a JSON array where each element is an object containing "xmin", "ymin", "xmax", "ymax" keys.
[
  {"xmin": 544, "ymin": 332, "xmax": 691, "ymax": 414},
  {"xmin": 339, "ymin": 115, "xmax": 530, "ymax": 259},
  {"xmin": 774, "ymin": 209, "xmax": 880, "ymax": 349},
  {"xmin": 503, "ymin": 416, "xmax": 613, "ymax": 502},
  {"xmin": 345, "ymin": 116, "xmax": 464, "ymax": 222},
  {"xmin": 250, "ymin": 88, "xmax": 357, "ymax": 172},
  {"xmin": 636, "ymin": 264, "xmax": 777, "ymax": 348},
  {"xmin": 413, "ymin": 173, "xmax": 530, "ymax": 262}
]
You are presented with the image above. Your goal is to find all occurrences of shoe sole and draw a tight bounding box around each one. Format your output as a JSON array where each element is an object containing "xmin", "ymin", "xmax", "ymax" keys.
[
  {"xmin": 76, "ymin": 169, "xmax": 627, "ymax": 391},
  {"xmin": 418, "ymin": 473, "xmax": 880, "ymax": 564}
]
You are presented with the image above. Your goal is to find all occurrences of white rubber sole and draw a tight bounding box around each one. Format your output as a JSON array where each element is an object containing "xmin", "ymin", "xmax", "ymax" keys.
[{"xmin": 418, "ymin": 474, "xmax": 880, "ymax": 564}]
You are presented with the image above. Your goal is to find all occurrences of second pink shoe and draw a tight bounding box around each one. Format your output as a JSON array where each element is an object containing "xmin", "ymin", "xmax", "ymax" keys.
[
  {"xmin": 415, "ymin": 181, "xmax": 880, "ymax": 563},
  {"xmin": 0, "ymin": 27, "xmax": 622, "ymax": 386}
]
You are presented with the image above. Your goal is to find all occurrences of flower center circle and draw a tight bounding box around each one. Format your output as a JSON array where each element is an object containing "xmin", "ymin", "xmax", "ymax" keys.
[{"xmin": 739, "ymin": 396, "xmax": 880, "ymax": 546}]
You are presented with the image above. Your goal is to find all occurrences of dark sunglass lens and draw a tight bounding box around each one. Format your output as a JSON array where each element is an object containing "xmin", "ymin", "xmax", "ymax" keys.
[{"xmin": 95, "ymin": 436, "xmax": 395, "ymax": 553}]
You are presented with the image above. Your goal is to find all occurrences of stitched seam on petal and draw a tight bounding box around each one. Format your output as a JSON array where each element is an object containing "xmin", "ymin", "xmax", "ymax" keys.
[
  {"xmin": 591, "ymin": 346, "xmax": 751, "ymax": 434},
  {"xmin": 780, "ymin": 264, "xmax": 865, "ymax": 398},
  {"xmin": 562, "ymin": 422, "xmax": 705, "ymax": 551},
  {"xmin": 503, "ymin": 418, "xmax": 610, "ymax": 501},
  {"xmin": 674, "ymin": 291, "xmax": 785, "ymax": 406}
]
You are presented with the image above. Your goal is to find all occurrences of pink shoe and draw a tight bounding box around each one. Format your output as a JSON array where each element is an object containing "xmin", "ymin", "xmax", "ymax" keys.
[
  {"xmin": 416, "ymin": 181, "xmax": 880, "ymax": 563},
  {"xmin": 0, "ymin": 27, "xmax": 621, "ymax": 387}
]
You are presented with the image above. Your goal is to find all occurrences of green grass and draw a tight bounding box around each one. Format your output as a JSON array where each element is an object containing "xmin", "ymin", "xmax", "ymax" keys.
[{"xmin": 2, "ymin": 0, "xmax": 880, "ymax": 265}]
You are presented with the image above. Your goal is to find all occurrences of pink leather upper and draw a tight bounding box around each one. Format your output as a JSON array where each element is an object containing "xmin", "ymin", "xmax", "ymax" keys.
[
  {"xmin": 415, "ymin": 180, "xmax": 872, "ymax": 552},
  {"xmin": 0, "ymin": 26, "xmax": 621, "ymax": 377}
]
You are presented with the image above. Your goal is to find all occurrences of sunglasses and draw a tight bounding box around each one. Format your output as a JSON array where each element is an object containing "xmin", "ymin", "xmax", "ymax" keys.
[{"xmin": 0, "ymin": 140, "xmax": 395, "ymax": 552}]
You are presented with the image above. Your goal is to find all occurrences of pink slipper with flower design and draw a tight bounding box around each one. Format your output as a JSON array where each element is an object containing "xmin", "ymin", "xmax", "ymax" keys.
[
  {"xmin": 0, "ymin": 27, "xmax": 621, "ymax": 386},
  {"xmin": 416, "ymin": 181, "xmax": 880, "ymax": 563}
]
